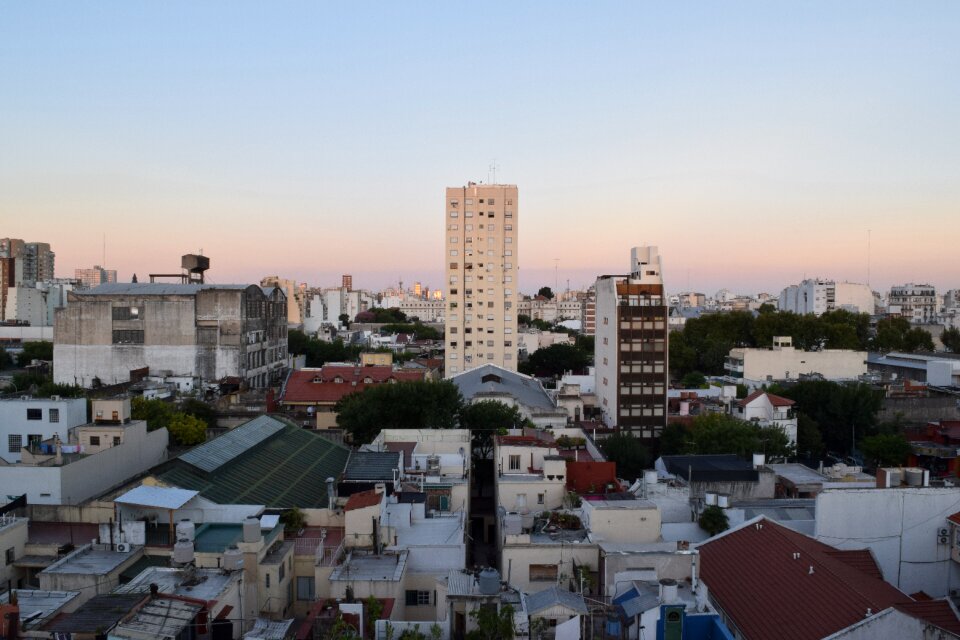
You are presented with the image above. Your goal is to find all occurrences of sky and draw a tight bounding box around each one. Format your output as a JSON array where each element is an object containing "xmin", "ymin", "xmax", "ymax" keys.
[{"xmin": 1, "ymin": 2, "xmax": 958, "ymax": 296}]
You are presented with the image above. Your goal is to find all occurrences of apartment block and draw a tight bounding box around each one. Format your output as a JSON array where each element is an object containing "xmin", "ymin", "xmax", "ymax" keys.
[
  {"xmin": 779, "ymin": 278, "xmax": 875, "ymax": 316},
  {"xmin": 889, "ymin": 283, "xmax": 938, "ymax": 324},
  {"xmin": 444, "ymin": 183, "xmax": 519, "ymax": 376},
  {"xmin": 74, "ymin": 265, "xmax": 117, "ymax": 289},
  {"xmin": 595, "ymin": 247, "xmax": 669, "ymax": 442}
]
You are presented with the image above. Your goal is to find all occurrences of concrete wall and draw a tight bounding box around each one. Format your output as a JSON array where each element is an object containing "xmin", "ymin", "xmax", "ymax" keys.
[
  {"xmin": 581, "ymin": 503, "xmax": 661, "ymax": 545},
  {"xmin": 600, "ymin": 549, "xmax": 694, "ymax": 599},
  {"xmin": 736, "ymin": 347, "xmax": 867, "ymax": 387},
  {"xmin": 501, "ymin": 542, "xmax": 599, "ymax": 593},
  {"xmin": 0, "ymin": 518, "xmax": 28, "ymax": 590},
  {"xmin": 815, "ymin": 487, "xmax": 960, "ymax": 598},
  {"xmin": 878, "ymin": 397, "xmax": 960, "ymax": 426},
  {"xmin": 0, "ymin": 422, "xmax": 168, "ymax": 505}
]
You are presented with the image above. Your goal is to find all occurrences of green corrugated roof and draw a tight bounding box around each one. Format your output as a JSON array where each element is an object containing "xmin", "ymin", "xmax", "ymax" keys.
[{"xmin": 155, "ymin": 418, "xmax": 350, "ymax": 509}]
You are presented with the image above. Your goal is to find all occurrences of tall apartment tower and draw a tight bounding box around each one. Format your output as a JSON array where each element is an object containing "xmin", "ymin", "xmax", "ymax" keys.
[
  {"xmin": 595, "ymin": 246, "xmax": 668, "ymax": 444},
  {"xmin": 444, "ymin": 183, "xmax": 519, "ymax": 377}
]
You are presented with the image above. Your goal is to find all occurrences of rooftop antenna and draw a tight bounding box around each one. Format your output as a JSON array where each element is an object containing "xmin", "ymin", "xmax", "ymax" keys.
[{"xmin": 489, "ymin": 160, "xmax": 499, "ymax": 184}]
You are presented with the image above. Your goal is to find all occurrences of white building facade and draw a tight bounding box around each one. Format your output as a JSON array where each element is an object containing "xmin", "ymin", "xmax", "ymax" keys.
[
  {"xmin": 0, "ymin": 397, "xmax": 88, "ymax": 464},
  {"xmin": 778, "ymin": 279, "xmax": 875, "ymax": 316}
]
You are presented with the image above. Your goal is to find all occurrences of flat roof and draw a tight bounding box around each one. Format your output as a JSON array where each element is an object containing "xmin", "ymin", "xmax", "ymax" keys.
[
  {"xmin": 42, "ymin": 544, "xmax": 137, "ymax": 575},
  {"xmin": 115, "ymin": 485, "xmax": 199, "ymax": 510},
  {"xmin": 115, "ymin": 567, "xmax": 238, "ymax": 602},
  {"xmin": 112, "ymin": 597, "xmax": 201, "ymax": 639},
  {"xmin": 0, "ymin": 590, "xmax": 80, "ymax": 628},
  {"xmin": 330, "ymin": 551, "xmax": 408, "ymax": 582},
  {"xmin": 384, "ymin": 504, "xmax": 464, "ymax": 547}
]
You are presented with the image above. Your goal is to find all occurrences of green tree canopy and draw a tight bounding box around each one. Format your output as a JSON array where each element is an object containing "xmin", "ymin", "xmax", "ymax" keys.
[
  {"xmin": 685, "ymin": 413, "xmax": 794, "ymax": 459},
  {"xmin": 872, "ymin": 317, "xmax": 935, "ymax": 353},
  {"xmin": 778, "ymin": 381, "xmax": 882, "ymax": 455},
  {"xmin": 681, "ymin": 371, "xmax": 707, "ymax": 388},
  {"xmin": 537, "ymin": 287, "xmax": 554, "ymax": 300},
  {"xmin": 600, "ymin": 433, "xmax": 650, "ymax": 481},
  {"xmin": 860, "ymin": 433, "xmax": 912, "ymax": 468},
  {"xmin": 17, "ymin": 341, "xmax": 53, "ymax": 366},
  {"xmin": 336, "ymin": 381, "xmax": 464, "ymax": 444},
  {"xmin": 796, "ymin": 413, "xmax": 824, "ymax": 459},
  {"xmin": 459, "ymin": 401, "xmax": 528, "ymax": 460},
  {"xmin": 519, "ymin": 343, "xmax": 590, "ymax": 378},
  {"xmin": 167, "ymin": 412, "xmax": 207, "ymax": 446},
  {"xmin": 287, "ymin": 331, "xmax": 364, "ymax": 367},
  {"xmin": 467, "ymin": 604, "xmax": 515, "ymax": 640},
  {"xmin": 698, "ymin": 505, "xmax": 730, "ymax": 537},
  {"xmin": 0, "ymin": 347, "xmax": 13, "ymax": 370},
  {"xmin": 942, "ymin": 327, "xmax": 960, "ymax": 353},
  {"xmin": 131, "ymin": 396, "xmax": 175, "ymax": 432},
  {"xmin": 180, "ymin": 398, "xmax": 216, "ymax": 428}
]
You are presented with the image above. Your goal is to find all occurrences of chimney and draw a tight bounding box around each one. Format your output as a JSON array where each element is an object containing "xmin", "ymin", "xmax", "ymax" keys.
[
  {"xmin": 659, "ymin": 578, "xmax": 678, "ymax": 604},
  {"xmin": 54, "ymin": 436, "xmax": 62, "ymax": 466}
]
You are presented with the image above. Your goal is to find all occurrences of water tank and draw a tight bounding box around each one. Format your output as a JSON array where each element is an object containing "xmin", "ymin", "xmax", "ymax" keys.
[
  {"xmin": 176, "ymin": 519, "xmax": 195, "ymax": 542},
  {"xmin": 173, "ymin": 538, "xmax": 195, "ymax": 564},
  {"xmin": 704, "ymin": 492, "xmax": 718, "ymax": 507},
  {"xmin": 426, "ymin": 455, "xmax": 441, "ymax": 476},
  {"xmin": 222, "ymin": 545, "xmax": 243, "ymax": 571},
  {"xmin": 478, "ymin": 568, "xmax": 501, "ymax": 595},
  {"xmin": 644, "ymin": 470, "xmax": 659, "ymax": 489},
  {"xmin": 905, "ymin": 468, "xmax": 924, "ymax": 487},
  {"xmin": 717, "ymin": 493, "xmax": 730, "ymax": 509},
  {"xmin": 243, "ymin": 516, "xmax": 261, "ymax": 543},
  {"xmin": 887, "ymin": 469, "xmax": 902, "ymax": 486},
  {"xmin": 659, "ymin": 578, "xmax": 678, "ymax": 604},
  {"xmin": 520, "ymin": 512, "xmax": 535, "ymax": 531},
  {"xmin": 753, "ymin": 453, "xmax": 766, "ymax": 469}
]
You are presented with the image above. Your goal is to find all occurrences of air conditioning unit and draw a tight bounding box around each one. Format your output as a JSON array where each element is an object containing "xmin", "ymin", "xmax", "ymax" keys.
[
  {"xmin": 938, "ymin": 536, "xmax": 949, "ymax": 545},
  {"xmin": 116, "ymin": 543, "xmax": 130, "ymax": 552},
  {"xmin": 939, "ymin": 528, "xmax": 950, "ymax": 537}
]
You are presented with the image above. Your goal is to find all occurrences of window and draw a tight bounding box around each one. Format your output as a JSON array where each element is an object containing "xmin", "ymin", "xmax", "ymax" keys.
[
  {"xmin": 111, "ymin": 306, "xmax": 139, "ymax": 321},
  {"xmin": 113, "ymin": 436, "xmax": 121, "ymax": 446},
  {"xmin": 449, "ymin": 211, "xmax": 458, "ymax": 218},
  {"xmin": 8, "ymin": 435, "xmax": 22, "ymax": 453},
  {"xmin": 538, "ymin": 493, "xmax": 545, "ymax": 505},
  {"xmin": 279, "ymin": 561, "xmax": 285, "ymax": 581},
  {"xmin": 487, "ymin": 198, "xmax": 495, "ymax": 205},
  {"xmin": 297, "ymin": 577, "xmax": 315, "ymax": 601},
  {"xmin": 406, "ymin": 590, "xmax": 432, "ymax": 606},
  {"xmin": 27, "ymin": 434, "xmax": 42, "ymax": 449},
  {"xmin": 49, "ymin": 408, "xmax": 59, "ymax": 423},
  {"xmin": 4, "ymin": 547, "xmax": 13, "ymax": 565},
  {"xmin": 266, "ymin": 573, "xmax": 271, "ymax": 588},
  {"xmin": 509, "ymin": 454, "xmax": 521, "ymax": 471},
  {"xmin": 529, "ymin": 564, "xmax": 559, "ymax": 582},
  {"xmin": 449, "ymin": 236, "xmax": 458, "ymax": 243},
  {"xmin": 112, "ymin": 330, "xmax": 144, "ymax": 344},
  {"xmin": 26, "ymin": 408, "xmax": 41, "ymax": 420},
  {"xmin": 450, "ymin": 262, "xmax": 458, "ymax": 269},
  {"xmin": 89, "ymin": 436, "xmax": 101, "ymax": 446}
]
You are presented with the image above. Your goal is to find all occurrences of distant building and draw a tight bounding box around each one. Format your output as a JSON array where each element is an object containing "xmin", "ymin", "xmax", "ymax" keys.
[
  {"xmin": 725, "ymin": 336, "xmax": 867, "ymax": 388},
  {"xmin": 778, "ymin": 278, "xmax": 875, "ymax": 316},
  {"xmin": 595, "ymin": 246, "xmax": 669, "ymax": 442},
  {"xmin": 889, "ymin": 283, "xmax": 938, "ymax": 324},
  {"xmin": 444, "ymin": 183, "xmax": 519, "ymax": 376},
  {"xmin": 260, "ymin": 275, "xmax": 303, "ymax": 324},
  {"xmin": 20, "ymin": 242, "xmax": 55, "ymax": 285},
  {"xmin": 0, "ymin": 396, "xmax": 87, "ymax": 464},
  {"xmin": 3, "ymin": 279, "xmax": 78, "ymax": 326},
  {"xmin": 74, "ymin": 265, "xmax": 117, "ymax": 288},
  {"xmin": 54, "ymin": 282, "xmax": 288, "ymax": 388},
  {"xmin": 732, "ymin": 390, "xmax": 798, "ymax": 445}
]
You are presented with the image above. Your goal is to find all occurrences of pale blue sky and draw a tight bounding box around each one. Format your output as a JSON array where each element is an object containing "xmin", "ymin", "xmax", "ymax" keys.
[{"xmin": 2, "ymin": 2, "xmax": 958, "ymax": 294}]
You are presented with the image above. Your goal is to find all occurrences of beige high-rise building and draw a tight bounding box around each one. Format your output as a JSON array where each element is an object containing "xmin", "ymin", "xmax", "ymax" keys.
[{"xmin": 444, "ymin": 183, "xmax": 519, "ymax": 376}]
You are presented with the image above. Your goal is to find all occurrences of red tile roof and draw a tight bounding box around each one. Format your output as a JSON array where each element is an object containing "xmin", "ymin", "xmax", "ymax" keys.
[
  {"xmin": 947, "ymin": 512, "xmax": 960, "ymax": 526},
  {"xmin": 281, "ymin": 366, "xmax": 426, "ymax": 404},
  {"xmin": 344, "ymin": 489, "xmax": 382, "ymax": 512},
  {"xmin": 699, "ymin": 517, "xmax": 912, "ymax": 640},
  {"xmin": 737, "ymin": 390, "xmax": 795, "ymax": 408}
]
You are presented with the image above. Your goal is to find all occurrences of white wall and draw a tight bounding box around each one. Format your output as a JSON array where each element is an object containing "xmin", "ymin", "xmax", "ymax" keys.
[
  {"xmin": 815, "ymin": 488, "xmax": 960, "ymax": 598},
  {"xmin": 0, "ymin": 397, "xmax": 87, "ymax": 463}
]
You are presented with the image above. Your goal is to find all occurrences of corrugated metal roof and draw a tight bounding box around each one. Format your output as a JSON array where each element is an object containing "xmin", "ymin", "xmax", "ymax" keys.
[
  {"xmin": 343, "ymin": 451, "xmax": 400, "ymax": 481},
  {"xmin": 112, "ymin": 597, "xmax": 201, "ymax": 639},
  {"xmin": 525, "ymin": 586, "xmax": 589, "ymax": 616},
  {"xmin": 115, "ymin": 485, "xmax": 199, "ymax": 509},
  {"xmin": 244, "ymin": 618, "xmax": 295, "ymax": 639},
  {"xmin": 180, "ymin": 415, "xmax": 286, "ymax": 472}
]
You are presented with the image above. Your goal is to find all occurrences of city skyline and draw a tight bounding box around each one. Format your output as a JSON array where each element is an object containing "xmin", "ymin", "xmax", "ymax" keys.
[{"xmin": 2, "ymin": 2, "xmax": 958, "ymax": 294}]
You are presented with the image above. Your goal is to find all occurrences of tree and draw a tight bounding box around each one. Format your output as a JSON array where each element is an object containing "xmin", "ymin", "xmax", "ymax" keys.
[
  {"xmin": 796, "ymin": 413, "xmax": 824, "ymax": 459},
  {"xmin": 600, "ymin": 433, "xmax": 650, "ymax": 481},
  {"xmin": 280, "ymin": 507, "xmax": 306, "ymax": 532},
  {"xmin": 872, "ymin": 317, "xmax": 934, "ymax": 353},
  {"xmin": 779, "ymin": 381, "xmax": 882, "ymax": 456},
  {"xmin": 519, "ymin": 343, "xmax": 590, "ymax": 378},
  {"xmin": 698, "ymin": 505, "xmax": 729, "ymax": 536},
  {"xmin": 167, "ymin": 412, "xmax": 207, "ymax": 446},
  {"xmin": 537, "ymin": 287, "xmax": 554, "ymax": 300},
  {"xmin": 517, "ymin": 314, "xmax": 531, "ymax": 326},
  {"xmin": 288, "ymin": 329, "xmax": 310, "ymax": 355},
  {"xmin": 467, "ymin": 604, "xmax": 515, "ymax": 640},
  {"xmin": 0, "ymin": 347, "xmax": 12, "ymax": 370},
  {"xmin": 860, "ymin": 434, "xmax": 911, "ymax": 468},
  {"xmin": 338, "ymin": 313, "xmax": 351, "ymax": 328},
  {"xmin": 942, "ymin": 327, "xmax": 960, "ymax": 353},
  {"xmin": 459, "ymin": 401, "xmax": 527, "ymax": 460},
  {"xmin": 681, "ymin": 371, "xmax": 706, "ymax": 389},
  {"xmin": 659, "ymin": 423, "xmax": 692, "ymax": 455},
  {"xmin": 17, "ymin": 341, "xmax": 53, "ymax": 366},
  {"xmin": 684, "ymin": 413, "xmax": 794, "ymax": 460},
  {"xmin": 180, "ymin": 398, "xmax": 216, "ymax": 427},
  {"xmin": 131, "ymin": 396, "xmax": 175, "ymax": 432},
  {"xmin": 336, "ymin": 381, "xmax": 464, "ymax": 444}
]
